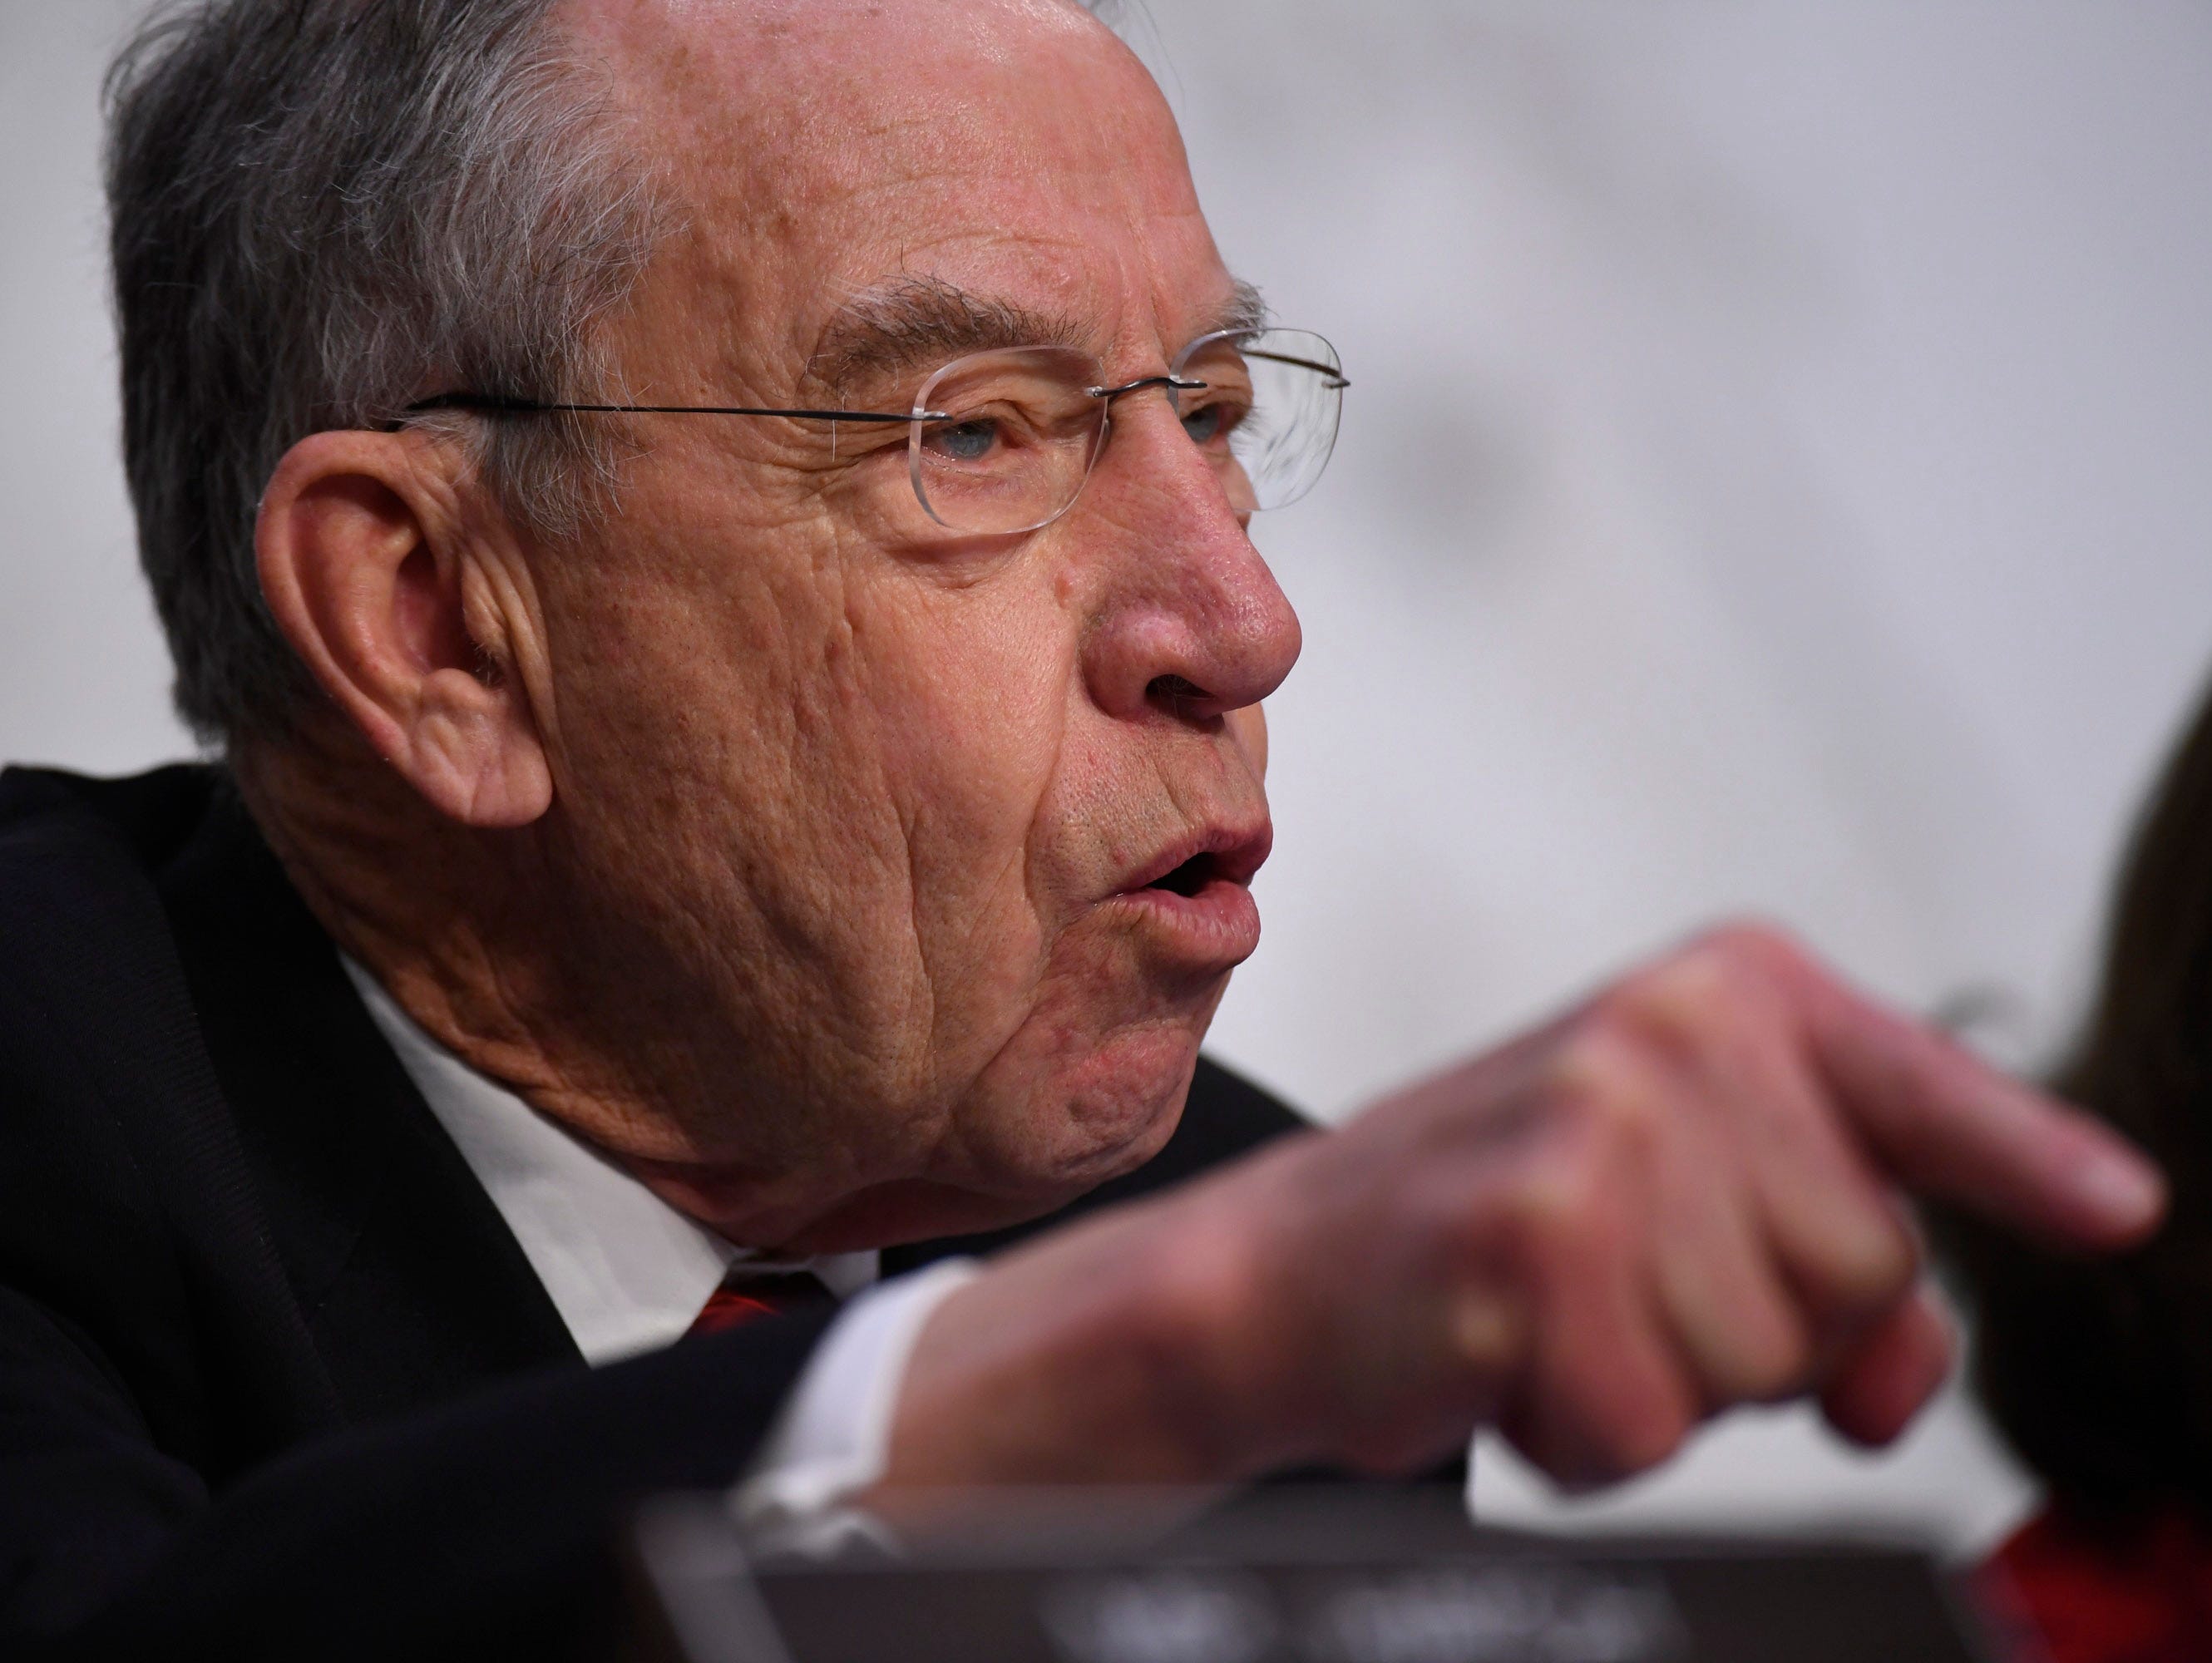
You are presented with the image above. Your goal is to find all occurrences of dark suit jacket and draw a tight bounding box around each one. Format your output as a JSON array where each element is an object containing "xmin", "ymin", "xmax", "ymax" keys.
[{"xmin": 0, "ymin": 763, "xmax": 1311, "ymax": 1659}]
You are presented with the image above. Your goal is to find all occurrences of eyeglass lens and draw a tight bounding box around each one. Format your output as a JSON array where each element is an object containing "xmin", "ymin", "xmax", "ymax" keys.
[{"xmin": 906, "ymin": 328, "xmax": 1345, "ymax": 535}]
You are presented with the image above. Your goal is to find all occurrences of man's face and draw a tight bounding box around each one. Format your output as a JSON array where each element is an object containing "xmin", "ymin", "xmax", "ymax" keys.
[{"xmin": 523, "ymin": 0, "xmax": 1301, "ymax": 1248}]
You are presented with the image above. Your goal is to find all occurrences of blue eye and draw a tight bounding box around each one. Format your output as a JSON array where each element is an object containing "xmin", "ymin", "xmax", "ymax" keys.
[
  {"xmin": 1181, "ymin": 402, "xmax": 1229, "ymax": 445},
  {"xmin": 931, "ymin": 419, "xmax": 999, "ymax": 461}
]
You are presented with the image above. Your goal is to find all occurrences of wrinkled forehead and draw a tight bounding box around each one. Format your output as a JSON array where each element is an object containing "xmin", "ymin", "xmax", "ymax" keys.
[{"xmin": 570, "ymin": 0, "xmax": 1236, "ymax": 382}]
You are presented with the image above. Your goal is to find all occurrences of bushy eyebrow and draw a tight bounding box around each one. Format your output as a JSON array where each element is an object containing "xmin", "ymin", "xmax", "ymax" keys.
[
  {"xmin": 807, "ymin": 274, "xmax": 1270, "ymax": 392},
  {"xmin": 808, "ymin": 277, "xmax": 1084, "ymax": 391},
  {"xmin": 1215, "ymin": 279, "xmax": 1269, "ymax": 337}
]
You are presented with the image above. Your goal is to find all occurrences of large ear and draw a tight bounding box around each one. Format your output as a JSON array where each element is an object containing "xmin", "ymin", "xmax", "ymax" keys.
[{"xmin": 255, "ymin": 430, "xmax": 553, "ymax": 827}]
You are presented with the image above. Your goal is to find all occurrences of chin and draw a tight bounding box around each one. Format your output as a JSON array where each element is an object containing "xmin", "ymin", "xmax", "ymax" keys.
[
  {"xmin": 783, "ymin": 1019, "xmax": 1207, "ymax": 1254},
  {"xmin": 975, "ymin": 1004, "xmax": 1213, "ymax": 1195}
]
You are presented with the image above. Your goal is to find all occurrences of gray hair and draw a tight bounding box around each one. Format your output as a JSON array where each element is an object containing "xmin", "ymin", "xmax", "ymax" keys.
[{"xmin": 105, "ymin": 0, "xmax": 664, "ymax": 746}]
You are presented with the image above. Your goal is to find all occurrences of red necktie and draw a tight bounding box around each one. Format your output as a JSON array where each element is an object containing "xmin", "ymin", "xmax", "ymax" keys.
[{"xmin": 689, "ymin": 1267, "xmax": 837, "ymax": 1336}]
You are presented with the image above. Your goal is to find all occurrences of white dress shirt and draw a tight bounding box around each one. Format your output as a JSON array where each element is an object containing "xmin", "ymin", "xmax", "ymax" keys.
[{"xmin": 340, "ymin": 960, "xmax": 975, "ymax": 1541}]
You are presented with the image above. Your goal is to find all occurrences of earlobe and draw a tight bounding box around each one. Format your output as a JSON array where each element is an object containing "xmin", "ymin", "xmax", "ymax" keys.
[
  {"xmin": 407, "ymin": 666, "xmax": 555, "ymax": 827},
  {"xmin": 255, "ymin": 430, "xmax": 553, "ymax": 828}
]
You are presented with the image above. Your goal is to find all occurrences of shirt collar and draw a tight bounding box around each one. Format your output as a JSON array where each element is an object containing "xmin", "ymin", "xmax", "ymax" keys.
[{"xmin": 341, "ymin": 958, "xmax": 876, "ymax": 1364}]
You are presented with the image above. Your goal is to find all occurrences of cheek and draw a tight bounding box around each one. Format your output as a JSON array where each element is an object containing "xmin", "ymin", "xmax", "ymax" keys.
[
  {"xmin": 864, "ymin": 589, "xmax": 1084, "ymax": 998},
  {"xmin": 531, "ymin": 496, "xmax": 937, "ymax": 1014},
  {"xmin": 541, "ymin": 508, "xmax": 873, "ymax": 850}
]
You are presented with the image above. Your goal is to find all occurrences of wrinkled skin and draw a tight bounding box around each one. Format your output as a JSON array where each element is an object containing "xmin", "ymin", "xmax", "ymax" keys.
[
  {"xmin": 248, "ymin": 0, "xmax": 2165, "ymax": 1498},
  {"xmin": 537, "ymin": 0, "xmax": 1297, "ymax": 1244},
  {"xmin": 259, "ymin": 0, "xmax": 1296, "ymax": 1251}
]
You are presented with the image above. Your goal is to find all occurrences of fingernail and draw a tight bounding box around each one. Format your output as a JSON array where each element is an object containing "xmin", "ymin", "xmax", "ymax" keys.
[{"xmin": 2077, "ymin": 1149, "xmax": 2166, "ymax": 1232}]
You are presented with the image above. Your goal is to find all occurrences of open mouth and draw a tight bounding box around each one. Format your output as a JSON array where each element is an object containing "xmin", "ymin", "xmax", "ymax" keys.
[
  {"xmin": 1116, "ymin": 824, "xmax": 1271, "ymax": 901},
  {"xmin": 1146, "ymin": 851, "xmax": 1222, "ymax": 898},
  {"xmin": 1108, "ymin": 824, "xmax": 1270, "ymax": 961}
]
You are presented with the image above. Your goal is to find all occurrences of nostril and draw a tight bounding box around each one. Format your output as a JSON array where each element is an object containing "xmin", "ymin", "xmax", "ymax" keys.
[{"xmin": 1148, "ymin": 674, "xmax": 1209, "ymax": 709}]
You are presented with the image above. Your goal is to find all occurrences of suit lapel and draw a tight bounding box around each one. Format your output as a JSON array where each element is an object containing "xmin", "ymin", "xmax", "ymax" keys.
[
  {"xmin": 157, "ymin": 781, "xmax": 582, "ymax": 1425},
  {"xmin": 0, "ymin": 765, "xmax": 343, "ymax": 1473},
  {"xmin": 151, "ymin": 773, "xmax": 1307, "ymax": 1401}
]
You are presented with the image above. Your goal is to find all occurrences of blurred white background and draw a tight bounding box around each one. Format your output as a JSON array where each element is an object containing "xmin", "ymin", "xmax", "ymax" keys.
[{"xmin": 7, "ymin": 0, "xmax": 2212, "ymax": 1558}]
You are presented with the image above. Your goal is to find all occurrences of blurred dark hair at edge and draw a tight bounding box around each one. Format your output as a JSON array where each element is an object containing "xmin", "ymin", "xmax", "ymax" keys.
[{"xmin": 1946, "ymin": 668, "xmax": 2212, "ymax": 1518}]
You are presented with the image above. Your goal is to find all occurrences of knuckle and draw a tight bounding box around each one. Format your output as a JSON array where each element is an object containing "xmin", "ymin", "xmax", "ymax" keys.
[
  {"xmin": 1590, "ymin": 923, "xmax": 1817, "ymax": 1085},
  {"xmin": 1495, "ymin": 1158, "xmax": 1611, "ymax": 1264},
  {"xmin": 1539, "ymin": 1024, "xmax": 1667, "ymax": 1145},
  {"xmin": 1538, "ymin": 1019, "xmax": 1641, "ymax": 1101},
  {"xmin": 1604, "ymin": 958, "xmax": 1749, "ymax": 1068},
  {"xmin": 1700, "ymin": 918, "xmax": 1810, "ymax": 984},
  {"xmin": 1829, "ymin": 1215, "xmax": 1922, "ymax": 1313},
  {"xmin": 1598, "ymin": 968, "xmax": 1709, "ymax": 1058}
]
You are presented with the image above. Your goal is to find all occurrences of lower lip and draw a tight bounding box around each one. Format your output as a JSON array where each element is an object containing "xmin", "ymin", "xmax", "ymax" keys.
[{"xmin": 1103, "ymin": 876, "xmax": 1262, "ymax": 967}]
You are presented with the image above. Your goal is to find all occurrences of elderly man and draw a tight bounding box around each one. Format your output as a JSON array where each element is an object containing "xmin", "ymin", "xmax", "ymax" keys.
[{"xmin": 0, "ymin": 0, "xmax": 2161, "ymax": 1656}]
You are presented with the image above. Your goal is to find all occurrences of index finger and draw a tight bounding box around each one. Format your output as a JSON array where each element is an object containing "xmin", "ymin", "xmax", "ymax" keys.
[{"xmin": 1787, "ymin": 950, "xmax": 2165, "ymax": 1249}]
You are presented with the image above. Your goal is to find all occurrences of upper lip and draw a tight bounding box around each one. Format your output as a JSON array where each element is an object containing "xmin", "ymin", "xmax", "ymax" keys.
[{"xmin": 1114, "ymin": 819, "xmax": 1274, "ymax": 896}]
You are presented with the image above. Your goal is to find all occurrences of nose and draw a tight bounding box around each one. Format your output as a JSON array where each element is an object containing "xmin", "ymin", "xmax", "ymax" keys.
[{"xmin": 1075, "ymin": 397, "xmax": 1303, "ymax": 728}]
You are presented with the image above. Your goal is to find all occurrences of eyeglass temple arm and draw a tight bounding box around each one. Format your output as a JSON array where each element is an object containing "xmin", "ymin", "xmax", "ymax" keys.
[
  {"xmin": 1237, "ymin": 348, "xmax": 1350, "ymax": 387},
  {"xmin": 400, "ymin": 392, "xmax": 946, "ymax": 422},
  {"xmin": 400, "ymin": 353, "xmax": 1346, "ymax": 427}
]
